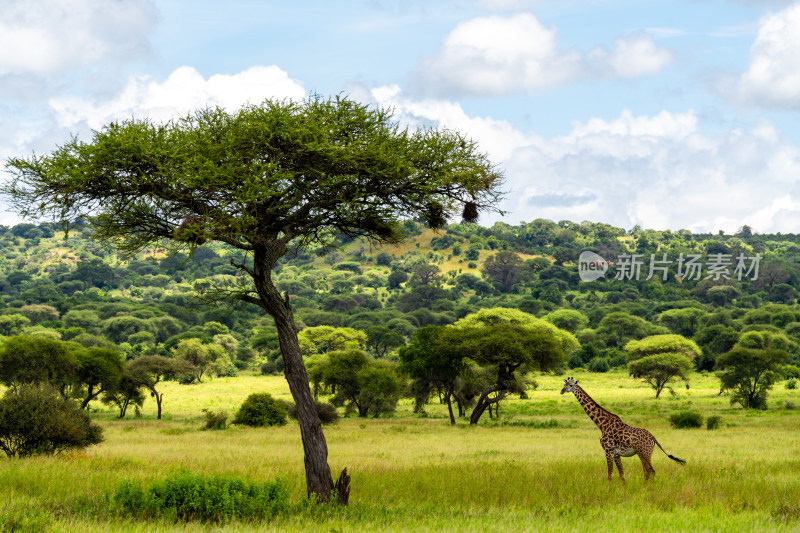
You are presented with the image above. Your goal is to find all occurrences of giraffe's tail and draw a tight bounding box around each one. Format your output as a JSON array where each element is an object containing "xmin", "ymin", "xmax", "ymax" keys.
[{"xmin": 654, "ymin": 438, "xmax": 686, "ymax": 465}]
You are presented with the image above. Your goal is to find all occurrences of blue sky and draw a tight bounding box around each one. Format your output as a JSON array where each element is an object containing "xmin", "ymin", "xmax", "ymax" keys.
[{"xmin": 2, "ymin": 0, "xmax": 800, "ymax": 233}]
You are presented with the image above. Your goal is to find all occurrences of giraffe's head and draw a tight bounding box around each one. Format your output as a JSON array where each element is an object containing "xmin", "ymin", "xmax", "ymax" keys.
[{"xmin": 560, "ymin": 377, "xmax": 579, "ymax": 395}]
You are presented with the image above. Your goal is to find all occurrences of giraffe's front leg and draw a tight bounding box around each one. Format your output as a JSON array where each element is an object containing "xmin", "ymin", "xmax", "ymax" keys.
[
  {"xmin": 601, "ymin": 438, "xmax": 615, "ymax": 482},
  {"xmin": 614, "ymin": 454, "xmax": 626, "ymax": 484}
]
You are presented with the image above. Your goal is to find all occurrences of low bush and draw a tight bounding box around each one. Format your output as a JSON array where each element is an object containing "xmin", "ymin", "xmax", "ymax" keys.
[
  {"xmin": 287, "ymin": 401, "xmax": 339, "ymax": 425},
  {"xmin": 786, "ymin": 378, "xmax": 798, "ymax": 390},
  {"xmin": 588, "ymin": 357, "xmax": 610, "ymax": 373},
  {"xmin": 668, "ymin": 410, "xmax": 704, "ymax": 429},
  {"xmin": 0, "ymin": 384, "xmax": 103, "ymax": 457},
  {"xmin": 202, "ymin": 409, "xmax": 228, "ymax": 430},
  {"xmin": 706, "ymin": 415, "xmax": 722, "ymax": 430},
  {"xmin": 233, "ymin": 393, "xmax": 287, "ymax": 427},
  {"xmin": 783, "ymin": 365, "xmax": 800, "ymax": 379},
  {"xmin": 114, "ymin": 471, "xmax": 287, "ymax": 523}
]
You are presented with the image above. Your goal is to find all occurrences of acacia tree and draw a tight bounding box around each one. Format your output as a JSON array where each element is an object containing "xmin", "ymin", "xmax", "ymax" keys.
[
  {"xmin": 399, "ymin": 325, "xmax": 465, "ymax": 425},
  {"xmin": 3, "ymin": 96, "xmax": 501, "ymax": 503},
  {"xmin": 625, "ymin": 334, "xmax": 700, "ymax": 398},
  {"xmin": 126, "ymin": 355, "xmax": 196, "ymax": 420},
  {"xmin": 441, "ymin": 308, "xmax": 577, "ymax": 424}
]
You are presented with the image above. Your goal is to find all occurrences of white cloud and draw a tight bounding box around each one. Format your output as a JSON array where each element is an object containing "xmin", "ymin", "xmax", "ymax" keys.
[
  {"xmin": 737, "ymin": 4, "xmax": 800, "ymax": 108},
  {"xmin": 372, "ymin": 86, "xmax": 800, "ymax": 233},
  {"xmin": 411, "ymin": 14, "xmax": 581, "ymax": 97},
  {"xmin": 590, "ymin": 35, "xmax": 673, "ymax": 79},
  {"xmin": 50, "ymin": 66, "xmax": 307, "ymax": 129},
  {"xmin": 411, "ymin": 14, "xmax": 672, "ymax": 97},
  {"xmin": 0, "ymin": 0, "xmax": 156, "ymax": 76}
]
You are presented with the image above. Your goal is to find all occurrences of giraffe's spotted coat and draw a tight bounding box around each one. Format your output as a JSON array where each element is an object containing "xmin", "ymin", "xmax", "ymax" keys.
[{"xmin": 560, "ymin": 377, "xmax": 686, "ymax": 483}]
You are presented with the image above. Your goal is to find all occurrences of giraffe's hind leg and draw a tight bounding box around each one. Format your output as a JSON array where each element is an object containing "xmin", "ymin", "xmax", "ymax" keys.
[{"xmin": 638, "ymin": 444, "xmax": 656, "ymax": 480}]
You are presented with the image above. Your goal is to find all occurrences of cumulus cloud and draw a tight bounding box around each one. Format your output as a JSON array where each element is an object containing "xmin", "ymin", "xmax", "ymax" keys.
[
  {"xmin": 736, "ymin": 4, "xmax": 800, "ymax": 108},
  {"xmin": 50, "ymin": 65, "xmax": 307, "ymax": 129},
  {"xmin": 411, "ymin": 14, "xmax": 672, "ymax": 97},
  {"xmin": 410, "ymin": 14, "xmax": 581, "ymax": 97},
  {"xmin": 372, "ymin": 86, "xmax": 800, "ymax": 233},
  {"xmin": 0, "ymin": 0, "xmax": 156, "ymax": 76},
  {"xmin": 589, "ymin": 34, "xmax": 673, "ymax": 79}
]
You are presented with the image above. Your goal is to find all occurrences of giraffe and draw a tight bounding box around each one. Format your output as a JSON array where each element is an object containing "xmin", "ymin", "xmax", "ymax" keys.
[{"xmin": 560, "ymin": 377, "xmax": 686, "ymax": 483}]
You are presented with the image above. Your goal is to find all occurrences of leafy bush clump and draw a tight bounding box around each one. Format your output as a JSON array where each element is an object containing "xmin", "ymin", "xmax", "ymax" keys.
[
  {"xmin": 0, "ymin": 384, "xmax": 103, "ymax": 457},
  {"xmin": 202, "ymin": 409, "xmax": 228, "ymax": 430},
  {"xmin": 786, "ymin": 378, "xmax": 798, "ymax": 390},
  {"xmin": 588, "ymin": 357, "xmax": 610, "ymax": 373},
  {"xmin": 114, "ymin": 472, "xmax": 287, "ymax": 523},
  {"xmin": 706, "ymin": 415, "xmax": 722, "ymax": 430},
  {"xmin": 287, "ymin": 401, "xmax": 339, "ymax": 425},
  {"xmin": 233, "ymin": 393, "xmax": 287, "ymax": 427},
  {"xmin": 783, "ymin": 365, "xmax": 800, "ymax": 379},
  {"xmin": 668, "ymin": 410, "xmax": 704, "ymax": 429}
]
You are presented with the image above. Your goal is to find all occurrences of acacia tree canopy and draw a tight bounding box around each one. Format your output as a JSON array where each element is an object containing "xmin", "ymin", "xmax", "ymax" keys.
[{"xmin": 3, "ymin": 95, "xmax": 502, "ymax": 503}]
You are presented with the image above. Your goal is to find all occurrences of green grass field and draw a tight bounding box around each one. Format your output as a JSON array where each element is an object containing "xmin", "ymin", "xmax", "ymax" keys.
[{"xmin": 2, "ymin": 370, "xmax": 800, "ymax": 532}]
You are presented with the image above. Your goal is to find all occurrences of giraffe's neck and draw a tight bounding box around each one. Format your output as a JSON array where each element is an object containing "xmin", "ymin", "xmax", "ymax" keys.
[{"xmin": 572, "ymin": 386, "xmax": 616, "ymax": 430}]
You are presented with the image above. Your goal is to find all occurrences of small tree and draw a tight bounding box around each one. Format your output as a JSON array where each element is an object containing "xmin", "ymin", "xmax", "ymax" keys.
[
  {"xmin": 356, "ymin": 363, "xmax": 402, "ymax": 417},
  {"xmin": 480, "ymin": 250, "xmax": 524, "ymax": 292},
  {"xmin": 542, "ymin": 309, "xmax": 588, "ymax": 334},
  {"xmin": 0, "ymin": 335, "xmax": 77, "ymax": 396},
  {"xmin": 443, "ymin": 308, "xmax": 577, "ymax": 424},
  {"xmin": 298, "ymin": 326, "xmax": 367, "ymax": 356},
  {"xmin": 173, "ymin": 338, "xmax": 213, "ymax": 381},
  {"xmin": 399, "ymin": 325, "xmax": 465, "ymax": 424},
  {"xmin": 626, "ymin": 334, "xmax": 700, "ymax": 398},
  {"xmin": 126, "ymin": 356, "xmax": 196, "ymax": 419},
  {"xmin": 0, "ymin": 384, "xmax": 103, "ymax": 457},
  {"xmin": 365, "ymin": 326, "xmax": 405, "ymax": 358},
  {"xmin": 102, "ymin": 371, "xmax": 146, "ymax": 418},
  {"xmin": 716, "ymin": 347, "xmax": 788, "ymax": 409},
  {"xmin": 74, "ymin": 347, "xmax": 125, "ymax": 409}
]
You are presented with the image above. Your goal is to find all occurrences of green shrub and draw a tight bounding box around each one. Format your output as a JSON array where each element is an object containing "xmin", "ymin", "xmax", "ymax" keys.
[
  {"xmin": 786, "ymin": 378, "xmax": 798, "ymax": 390},
  {"xmin": 202, "ymin": 409, "xmax": 228, "ymax": 430},
  {"xmin": 0, "ymin": 384, "xmax": 103, "ymax": 457},
  {"xmin": 706, "ymin": 415, "xmax": 722, "ymax": 430},
  {"xmin": 233, "ymin": 393, "xmax": 287, "ymax": 427},
  {"xmin": 0, "ymin": 502, "xmax": 53, "ymax": 533},
  {"xmin": 783, "ymin": 365, "xmax": 800, "ymax": 379},
  {"xmin": 588, "ymin": 357, "xmax": 610, "ymax": 373},
  {"xmin": 668, "ymin": 410, "xmax": 704, "ymax": 429},
  {"xmin": 567, "ymin": 353, "xmax": 584, "ymax": 369},
  {"xmin": 287, "ymin": 401, "xmax": 339, "ymax": 425},
  {"xmin": 114, "ymin": 471, "xmax": 287, "ymax": 522}
]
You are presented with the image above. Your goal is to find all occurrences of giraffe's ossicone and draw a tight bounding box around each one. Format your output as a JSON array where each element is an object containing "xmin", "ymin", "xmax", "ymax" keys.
[{"xmin": 561, "ymin": 377, "xmax": 686, "ymax": 483}]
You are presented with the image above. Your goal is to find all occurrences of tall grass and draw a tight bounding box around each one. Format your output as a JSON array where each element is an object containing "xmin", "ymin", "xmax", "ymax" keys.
[{"xmin": 0, "ymin": 370, "xmax": 798, "ymax": 531}]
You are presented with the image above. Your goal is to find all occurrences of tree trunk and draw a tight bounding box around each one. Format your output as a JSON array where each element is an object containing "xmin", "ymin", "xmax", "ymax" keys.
[
  {"xmin": 153, "ymin": 389, "xmax": 162, "ymax": 419},
  {"xmin": 119, "ymin": 398, "xmax": 129, "ymax": 418},
  {"xmin": 259, "ymin": 279, "xmax": 336, "ymax": 503},
  {"xmin": 81, "ymin": 385, "xmax": 95, "ymax": 409},
  {"xmin": 250, "ymin": 243, "xmax": 339, "ymax": 504},
  {"xmin": 469, "ymin": 385, "xmax": 506, "ymax": 425},
  {"xmin": 445, "ymin": 389, "xmax": 455, "ymax": 425}
]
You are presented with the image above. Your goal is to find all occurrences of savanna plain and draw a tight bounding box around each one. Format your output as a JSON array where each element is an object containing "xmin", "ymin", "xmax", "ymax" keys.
[{"xmin": 2, "ymin": 370, "xmax": 799, "ymax": 532}]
